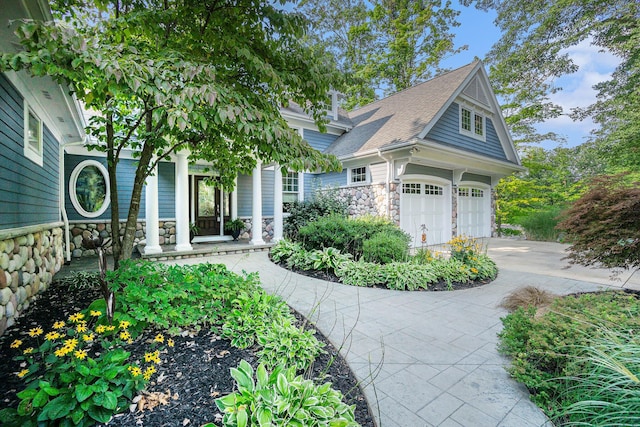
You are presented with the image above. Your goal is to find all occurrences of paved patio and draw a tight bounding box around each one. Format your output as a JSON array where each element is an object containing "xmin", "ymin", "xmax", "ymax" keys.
[{"xmin": 171, "ymin": 238, "xmax": 640, "ymax": 427}]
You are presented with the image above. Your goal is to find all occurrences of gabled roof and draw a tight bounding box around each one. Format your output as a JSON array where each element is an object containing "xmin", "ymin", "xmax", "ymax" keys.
[
  {"xmin": 326, "ymin": 61, "xmax": 482, "ymax": 158},
  {"xmin": 281, "ymin": 101, "xmax": 353, "ymax": 130}
]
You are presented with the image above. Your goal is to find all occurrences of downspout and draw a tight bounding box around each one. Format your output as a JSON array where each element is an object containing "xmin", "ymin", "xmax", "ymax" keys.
[
  {"xmin": 60, "ymin": 138, "xmax": 88, "ymax": 264},
  {"xmin": 377, "ymin": 150, "xmax": 391, "ymax": 218}
]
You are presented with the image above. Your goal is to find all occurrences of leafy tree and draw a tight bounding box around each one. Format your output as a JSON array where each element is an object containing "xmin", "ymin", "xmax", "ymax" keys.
[
  {"xmin": 1, "ymin": 0, "xmax": 341, "ymax": 267},
  {"xmin": 302, "ymin": 0, "xmax": 464, "ymax": 109},
  {"xmin": 465, "ymin": 0, "xmax": 639, "ymax": 158},
  {"xmin": 557, "ymin": 174, "xmax": 640, "ymax": 272}
]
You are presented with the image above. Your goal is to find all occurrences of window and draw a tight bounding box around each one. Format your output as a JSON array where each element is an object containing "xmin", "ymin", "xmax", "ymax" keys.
[
  {"xmin": 402, "ymin": 183, "xmax": 421, "ymax": 194},
  {"xmin": 24, "ymin": 102, "xmax": 43, "ymax": 166},
  {"xmin": 461, "ymin": 108, "xmax": 471, "ymax": 132},
  {"xmin": 425, "ymin": 184, "xmax": 443, "ymax": 195},
  {"xmin": 458, "ymin": 187, "xmax": 469, "ymax": 197},
  {"xmin": 472, "ymin": 188, "xmax": 484, "ymax": 198},
  {"xmin": 69, "ymin": 160, "xmax": 110, "ymax": 218},
  {"xmin": 459, "ymin": 104, "xmax": 486, "ymax": 141},
  {"xmin": 350, "ymin": 166, "xmax": 367, "ymax": 184},
  {"xmin": 283, "ymin": 172, "xmax": 299, "ymax": 212}
]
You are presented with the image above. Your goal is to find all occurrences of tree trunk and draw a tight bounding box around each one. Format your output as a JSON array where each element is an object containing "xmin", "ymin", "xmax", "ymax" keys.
[{"xmin": 106, "ymin": 111, "xmax": 123, "ymax": 269}]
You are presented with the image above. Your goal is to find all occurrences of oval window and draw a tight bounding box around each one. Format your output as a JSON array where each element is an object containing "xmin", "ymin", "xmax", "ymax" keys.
[{"xmin": 69, "ymin": 160, "xmax": 110, "ymax": 218}]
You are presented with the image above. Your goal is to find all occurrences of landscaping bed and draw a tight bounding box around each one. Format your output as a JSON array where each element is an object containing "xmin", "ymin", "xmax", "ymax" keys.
[{"xmin": 0, "ymin": 262, "xmax": 374, "ymax": 426}]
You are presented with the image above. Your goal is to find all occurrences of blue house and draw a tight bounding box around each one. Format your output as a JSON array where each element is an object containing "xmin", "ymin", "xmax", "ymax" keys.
[{"xmin": 0, "ymin": 2, "xmax": 522, "ymax": 334}]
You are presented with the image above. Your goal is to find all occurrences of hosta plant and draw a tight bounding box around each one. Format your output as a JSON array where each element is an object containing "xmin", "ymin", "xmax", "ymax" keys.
[
  {"xmin": 212, "ymin": 360, "xmax": 359, "ymax": 427},
  {"xmin": 256, "ymin": 319, "xmax": 325, "ymax": 373}
]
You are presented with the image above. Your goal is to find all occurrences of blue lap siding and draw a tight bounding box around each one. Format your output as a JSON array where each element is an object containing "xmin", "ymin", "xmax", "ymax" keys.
[{"xmin": 0, "ymin": 74, "xmax": 60, "ymax": 229}]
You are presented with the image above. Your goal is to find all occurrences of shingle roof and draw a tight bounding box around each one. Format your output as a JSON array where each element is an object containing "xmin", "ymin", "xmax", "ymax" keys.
[
  {"xmin": 326, "ymin": 61, "xmax": 479, "ymax": 157},
  {"xmin": 281, "ymin": 101, "xmax": 353, "ymax": 129}
]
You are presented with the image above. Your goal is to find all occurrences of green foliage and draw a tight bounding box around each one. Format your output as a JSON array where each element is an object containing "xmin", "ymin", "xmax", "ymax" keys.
[
  {"xmin": 380, "ymin": 262, "xmax": 437, "ymax": 291},
  {"xmin": 109, "ymin": 260, "xmax": 258, "ymax": 334},
  {"xmin": 0, "ymin": 0, "xmax": 343, "ymax": 264},
  {"xmin": 498, "ymin": 291, "xmax": 640, "ymax": 419},
  {"xmin": 0, "ymin": 314, "xmax": 157, "ymax": 426},
  {"xmin": 362, "ymin": 231, "xmax": 410, "ymax": 264},
  {"xmin": 56, "ymin": 271, "xmax": 101, "ymax": 291},
  {"xmin": 516, "ymin": 206, "xmax": 563, "ymax": 242},
  {"xmin": 221, "ymin": 292, "xmax": 291, "ymax": 349},
  {"xmin": 448, "ymin": 235, "xmax": 482, "ymax": 264},
  {"xmin": 286, "ymin": 247, "xmax": 315, "ymax": 271},
  {"xmin": 224, "ymin": 218, "xmax": 245, "ymax": 232},
  {"xmin": 298, "ymin": 215, "xmax": 408, "ymax": 260},
  {"xmin": 257, "ymin": 320, "xmax": 325, "ymax": 373},
  {"xmin": 270, "ymin": 240, "xmax": 304, "ymax": 264},
  {"xmin": 213, "ymin": 360, "xmax": 359, "ymax": 427},
  {"xmin": 284, "ymin": 187, "xmax": 349, "ymax": 241},
  {"xmin": 558, "ymin": 332, "xmax": 640, "ymax": 426},
  {"xmin": 307, "ymin": 247, "xmax": 354, "ymax": 273},
  {"xmin": 557, "ymin": 174, "xmax": 640, "ymax": 270},
  {"xmin": 335, "ymin": 261, "xmax": 385, "ymax": 287}
]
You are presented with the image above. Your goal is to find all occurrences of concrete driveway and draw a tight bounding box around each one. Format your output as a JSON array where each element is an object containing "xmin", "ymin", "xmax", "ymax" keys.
[{"xmin": 173, "ymin": 238, "xmax": 639, "ymax": 426}]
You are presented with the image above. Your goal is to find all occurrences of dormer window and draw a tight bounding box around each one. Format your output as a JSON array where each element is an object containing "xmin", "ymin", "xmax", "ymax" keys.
[
  {"xmin": 325, "ymin": 91, "xmax": 339, "ymax": 121},
  {"xmin": 459, "ymin": 104, "xmax": 486, "ymax": 141}
]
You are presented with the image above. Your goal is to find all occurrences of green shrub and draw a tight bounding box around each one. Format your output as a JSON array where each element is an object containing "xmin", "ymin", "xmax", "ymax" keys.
[
  {"xmin": 362, "ymin": 231, "xmax": 410, "ymax": 264},
  {"xmin": 213, "ymin": 360, "xmax": 359, "ymax": 427},
  {"xmin": 270, "ymin": 240, "xmax": 303, "ymax": 264},
  {"xmin": 515, "ymin": 206, "xmax": 564, "ymax": 241},
  {"xmin": 298, "ymin": 215, "xmax": 407, "ymax": 259},
  {"xmin": 498, "ymin": 291, "xmax": 640, "ymax": 419},
  {"xmin": 109, "ymin": 261, "xmax": 257, "ymax": 334},
  {"xmin": 286, "ymin": 247, "xmax": 315, "ymax": 271},
  {"xmin": 380, "ymin": 262, "xmax": 437, "ymax": 291},
  {"xmin": 307, "ymin": 247, "xmax": 353, "ymax": 273},
  {"xmin": 335, "ymin": 261, "xmax": 385, "ymax": 287},
  {"xmin": 430, "ymin": 257, "xmax": 472, "ymax": 286},
  {"xmin": 284, "ymin": 187, "xmax": 349, "ymax": 241},
  {"xmin": 257, "ymin": 320, "xmax": 325, "ymax": 372},
  {"xmin": 465, "ymin": 254, "xmax": 498, "ymax": 281}
]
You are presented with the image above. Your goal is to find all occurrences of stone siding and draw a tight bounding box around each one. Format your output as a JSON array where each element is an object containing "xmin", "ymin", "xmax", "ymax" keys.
[
  {"xmin": 334, "ymin": 183, "xmax": 393, "ymax": 220},
  {"xmin": 239, "ymin": 217, "xmax": 275, "ymax": 242},
  {"xmin": 69, "ymin": 221, "xmax": 176, "ymax": 257},
  {"xmin": 0, "ymin": 227, "xmax": 64, "ymax": 336}
]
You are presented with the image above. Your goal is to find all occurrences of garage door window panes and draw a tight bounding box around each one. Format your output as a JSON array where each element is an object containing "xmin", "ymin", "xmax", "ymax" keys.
[
  {"xmin": 425, "ymin": 185, "xmax": 443, "ymax": 195},
  {"xmin": 403, "ymin": 183, "xmax": 421, "ymax": 194},
  {"xmin": 472, "ymin": 188, "xmax": 484, "ymax": 197}
]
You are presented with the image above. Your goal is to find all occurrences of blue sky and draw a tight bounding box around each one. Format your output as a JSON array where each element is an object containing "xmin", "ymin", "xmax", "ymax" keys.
[{"xmin": 441, "ymin": 4, "xmax": 618, "ymax": 150}]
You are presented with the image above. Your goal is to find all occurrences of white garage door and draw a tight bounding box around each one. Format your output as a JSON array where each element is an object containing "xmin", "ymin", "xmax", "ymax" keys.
[
  {"xmin": 400, "ymin": 182, "xmax": 451, "ymax": 246},
  {"xmin": 458, "ymin": 186, "xmax": 491, "ymax": 238}
]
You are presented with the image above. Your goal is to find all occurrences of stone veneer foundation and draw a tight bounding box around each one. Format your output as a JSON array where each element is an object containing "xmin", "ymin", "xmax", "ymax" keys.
[{"xmin": 0, "ymin": 225, "xmax": 64, "ymax": 336}]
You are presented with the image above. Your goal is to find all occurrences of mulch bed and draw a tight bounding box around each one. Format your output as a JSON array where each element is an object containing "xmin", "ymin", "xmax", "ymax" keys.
[{"xmin": 0, "ymin": 280, "xmax": 375, "ymax": 427}]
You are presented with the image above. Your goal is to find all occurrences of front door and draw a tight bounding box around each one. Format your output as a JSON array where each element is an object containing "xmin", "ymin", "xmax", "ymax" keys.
[{"xmin": 193, "ymin": 176, "xmax": 232, "ymax": 236}]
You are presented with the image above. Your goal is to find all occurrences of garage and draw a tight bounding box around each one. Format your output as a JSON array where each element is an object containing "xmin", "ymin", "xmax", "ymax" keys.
[
  {"xmin": 400, "ymin": 180, "xmax": 451, "ymax": 246},
  {"xmin": 457, "ymin": 185, "xmax": 491, "ymax": 238}
]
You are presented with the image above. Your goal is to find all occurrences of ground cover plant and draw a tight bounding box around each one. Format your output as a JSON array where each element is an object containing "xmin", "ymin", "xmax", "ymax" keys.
[
  {"xmin": 498, "ymin": 289, "xmax": 640, "ymax": 425},
  {"xmin": 274, "ymin": 216, "xmax": 498, "ymax": 291},
  {"xmin": 0, "ymin": 261, "xmax": 372, "ymax": 426}
]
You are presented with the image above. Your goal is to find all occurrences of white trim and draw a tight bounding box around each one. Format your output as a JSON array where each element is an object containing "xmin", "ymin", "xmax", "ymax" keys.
[
  {"xmin": 348, "ymin": 165, "xmax": 369, "ymax": 185},
  {"xmin": 23, "ymin": 101, "xmax": 43, "ymax": 166},
  {"xmin": 68, "ymin": 160, "xmax": 111, "ymax": 218}
]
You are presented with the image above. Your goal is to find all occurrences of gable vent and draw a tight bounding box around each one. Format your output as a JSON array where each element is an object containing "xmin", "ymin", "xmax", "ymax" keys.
[
  {"xmin": 463, "ymin": 76, "xmax": 489, "ymax": 106},
  {"xmin": 42, "ymin": 90, "xmax": 52, "ymax": 99},
  {"xmin": 57, "ymin": 116, "xmax": 65, "ymax": 122}
]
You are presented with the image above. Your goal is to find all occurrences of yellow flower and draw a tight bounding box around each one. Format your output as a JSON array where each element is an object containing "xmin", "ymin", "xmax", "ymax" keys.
[
  {"xmin": 82, "ymin": 333, "xmax": 95, "ymax": 342},
  {"xmin": 119, "ymin": 331, "xmax": 131, "ymax": 341},
  {"xmin": 144, "ymin": 350, "xmax": 161, "ymax": 364},
  {"xmin": 167, "ymin": 339, "xmax": 174, "ymax": 348},
  {"xmin": 45, "ymin": 331, "xmax": 61, "ymax": 341},
  {"xmin": 10, "ymin": 339, "xmax": 22, "ymax": 349},
  {"xmin": 17, "ymin": 369, "xmax": 29, "ymax": 378},
  {"xmin": 63, "ymin": 338, "xmax": 79, "ymax": 350},
  {"xmin": 119, "ymin": 320, "xmax": 130, "ymax": 329},
  {"xmin": 153, "ymin": 333, "xmax": 164, "ymax": 343},
  {"xmin": 23, "ymin": 347, "xmax": 34, "ymax": 355},
  {"xmin": 471, "ymin": 267, "xmax": 479, "ymax": 274},
  {"xmin": 74, "ymin": 350, "xmax": 88, "ymax": 360},
  {"xmin": 128, "ymin": 366, "xmax": 142, "ymax": 377},
  {"xmin": 28, "ymin": 326, "xmax": 43, "ymax": 337},
  {"xmin": 53, "ymin": 321, "xmax": 65, "ymax": 329},
  {"xmin": 68, "ymin": 313, "xmax": 85, "ymax": 323},
  {"xmin": 90, "ymin": 310, "xmax": 102, "ymax": 317},
  {"xmin": 95, "ymin": 325, "xmax": 106, "ymax": 334},
  {"xmin": 106, "ymin": 325, "xmax": 116, "ymax": 332},
  {"xmin": 76, "ymin": 323, "xmax": 88, "ymax": 333},
  {"xmin": 143, "ymin": 366, "xmax": 156, "ymax": 380},
  {"xmin": 55, "ymin": 347, "xmax": 71, "ymax": 357}
]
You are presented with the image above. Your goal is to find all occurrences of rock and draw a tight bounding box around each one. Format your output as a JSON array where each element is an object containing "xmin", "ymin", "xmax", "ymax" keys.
[
  {"xmin": 72, "ymin": 249, "xmax": 83, "ymax": 258},
  {"xmin": 0, "ymin": 253, "xmax": 8, "ymax": 270},
  {"xmin": 17, "ymin": 287, "xmax": 27, "ymax": 305},
  {"xmin": 25, "ymin": 284, "xmax": 32, "ymax": 298},
  {"xmin": 16, "ymin": 236, "xmax": 27, "ymax": 246},
  {"xmin": 0, "ymin": 304, "xmax": 4, "ymax": 318},
  {"xmin": 0, "ymin": 317, "xmax": 6, "ymax": 336},
  {"xmin": 26, "ymin": 233, "xmax": 35, "ymax": 246},
  {"xmin": 159, "ymin": 228, "xmax": 166, "ymax": 236},
  {"xmin": 99, "ymin": 230, "xmax": 109, "ymax": 239},
  {"xmin": 5, "ymin": 316, "xmax": 14, "ymax": 329},
  {"xmin": 0, "ymin": 269, "xmax": 6, "ymax": 289},
  {"xmin": 10, "ymin": 272, "xmax": 19, "ymax": 291},
  {"xmin": 4, "ymin": 239, "xmax": 14, "ymax": 254},
  {"xmin": 22, "ymin": 272, "xmax": 31, "ymax": 286},
  {"xmin": 169, "ymin": 235, "xmax": 176, "ymax": 244},
  {"xmin": 0, "ymin": 288, "xmax": 12, "ymax": 305},
  {"xmin": 4, "ymin": 300, "xmax": 15, "ymax": 317}
]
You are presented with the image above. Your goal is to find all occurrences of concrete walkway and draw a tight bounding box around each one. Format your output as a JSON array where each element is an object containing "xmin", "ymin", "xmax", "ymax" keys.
[{"xmin": 172, "ymin": 238, "xmax": 640, "ymax": 427}]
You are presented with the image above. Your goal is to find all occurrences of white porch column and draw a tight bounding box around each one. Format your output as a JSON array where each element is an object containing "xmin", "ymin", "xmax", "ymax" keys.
[
  {"xmin": 273, "ymin": 165, "xmax": 283, "ymax": 242},
  {"xmin": 174, "ymin": 150, "xmax": 192, "ymax": 251},
  {"xmin": 251, "ymin": 160, "xmax": 265, "ymax": 244},
  {"xmin": 231, "ymin": 176, "xmax": 238, "ymax": 219},
  {"xmin": 144, "ymin": 163, "xmax": 162, "ymax": 254}
]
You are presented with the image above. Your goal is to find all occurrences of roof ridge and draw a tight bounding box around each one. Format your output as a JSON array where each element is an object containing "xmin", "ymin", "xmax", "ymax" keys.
[{"xmin": 349, "ymin": 60, "xmax": 480, "ymax": 113}]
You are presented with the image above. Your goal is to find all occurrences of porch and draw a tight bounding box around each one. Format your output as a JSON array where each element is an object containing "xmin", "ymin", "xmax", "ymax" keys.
[{"xmin": 137, "ymin": 239, "xmax": 274, "ymax": 262}]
